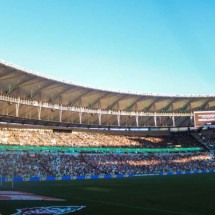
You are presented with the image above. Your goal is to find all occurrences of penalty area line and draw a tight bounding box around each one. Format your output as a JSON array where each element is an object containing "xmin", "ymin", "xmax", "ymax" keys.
[{"xmin": 72, "ymin": 197, "xmax": 196, "ymax": 215}]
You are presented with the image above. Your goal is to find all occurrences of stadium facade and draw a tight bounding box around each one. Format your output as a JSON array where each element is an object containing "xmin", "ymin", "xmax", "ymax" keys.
[{"xmin": 0, "ymin": 60, "xmax": 215, "ymax": 130}]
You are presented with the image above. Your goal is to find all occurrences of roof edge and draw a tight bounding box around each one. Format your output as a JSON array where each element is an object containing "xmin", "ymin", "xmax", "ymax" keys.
[{"xmin": 1, "ymin": 59, "xmax": 214, "ymax": 98}]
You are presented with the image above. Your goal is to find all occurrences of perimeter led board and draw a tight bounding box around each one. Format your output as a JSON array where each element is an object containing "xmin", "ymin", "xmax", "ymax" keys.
[{"xmin": 194, "ymin": 111, "xmax": 215, "ymax": 127}]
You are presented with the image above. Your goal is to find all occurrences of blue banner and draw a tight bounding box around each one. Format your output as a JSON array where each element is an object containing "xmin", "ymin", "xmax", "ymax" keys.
[{"xmin": 0, "ymin": 170, "xmax": 214, "ymax": 183}]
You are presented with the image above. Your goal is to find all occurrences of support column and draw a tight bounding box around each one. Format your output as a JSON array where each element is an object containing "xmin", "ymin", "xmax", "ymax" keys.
[
  {"xmin": 190, "ymin": 113, "xmax": 193, "ymax": 125},
  {"xmin": 154, "ymin": 112, "xmax": 157, "ymax": 127},
  {"xmin": 15, "ymin": 103, "xmax": 20, "ymax": 117},
  {"xmin": 98, "ymin": 111, "xmax": 102, "ymax": 125},
  {"xmin": 59, "ymin": 105, "xmax": 62, "ymax": 122},
  {"xmin": 38, "ymin": 104, "xmax": 42, "ymax": 120},
  {"xmin": 79, "ymin": 111, "xmax": 82, "ymax": 124},
  {"xmin": 172, "ymin": 113, "xmax": 175, "ymax": 127},
  {"xmin": 16, "ymin": 97, "xmax": 20, "ymax": 117},
  {"xmin": 136, "ymin": 114, "xmax": 139, "ymax": 127},
  {"xmin": 117, "ymin": 112, "xmax": 120, "ymax": 126}
]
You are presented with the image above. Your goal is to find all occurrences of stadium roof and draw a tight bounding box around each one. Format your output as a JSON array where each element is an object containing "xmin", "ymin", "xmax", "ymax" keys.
[
  {"xmin": 0, "ymin": 60, "xmax": 215, "ymax": 128},
  {"xmin": 1, "ymin": 60, "xmax": 215, "ymax": 112}
]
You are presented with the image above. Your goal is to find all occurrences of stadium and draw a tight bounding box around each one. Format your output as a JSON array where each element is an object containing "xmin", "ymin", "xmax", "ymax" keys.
[{"xmin": 0, "ymin": 60, "xmax": 215, "ymax": 215}]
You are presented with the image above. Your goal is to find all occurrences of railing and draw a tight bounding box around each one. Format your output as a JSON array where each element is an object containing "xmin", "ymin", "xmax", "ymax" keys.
[
  {"xmin": 0, "ymin": 95, "xmax": 192, "ymax": 117},
  {"xmin": 1, "ymin": 169, "xmax": 214, "ymax": 184},
  {"xmin": 0, "ymin": 145, "xmax": 203, "ymax": 153}
]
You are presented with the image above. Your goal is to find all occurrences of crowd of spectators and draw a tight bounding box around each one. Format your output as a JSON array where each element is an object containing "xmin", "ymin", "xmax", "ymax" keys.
[
  {"xmin": 0, "ymin": 128, "xmax": 212, "ymax": 179},
  {"xmin": 0, "ymin": 128, "xmax": 202, "ymax": 148},
  {"xmin": 0, "ymin": 151, "xmax": 214, "ymax": 178},
  {"xmin": 194, "ymin": 129, "xmax": 215, "ymax": 151}
]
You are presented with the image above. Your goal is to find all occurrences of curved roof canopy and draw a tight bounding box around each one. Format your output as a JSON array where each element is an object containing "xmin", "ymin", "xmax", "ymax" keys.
[{"xmin": 0, "ymin": 60, "xmax": 215, "ymax": 114}]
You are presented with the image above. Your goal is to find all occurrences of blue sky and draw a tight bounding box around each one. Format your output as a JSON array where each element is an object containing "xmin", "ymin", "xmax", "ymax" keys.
[{"xmin": 0, "ymin": 0, "xmax": 215, "ymax": 95}]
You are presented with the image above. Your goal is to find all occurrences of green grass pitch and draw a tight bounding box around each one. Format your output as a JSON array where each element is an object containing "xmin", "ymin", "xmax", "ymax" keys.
[{"xmin": 0, "ymin": 173, "xmax": 215, "ymax": 215}]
